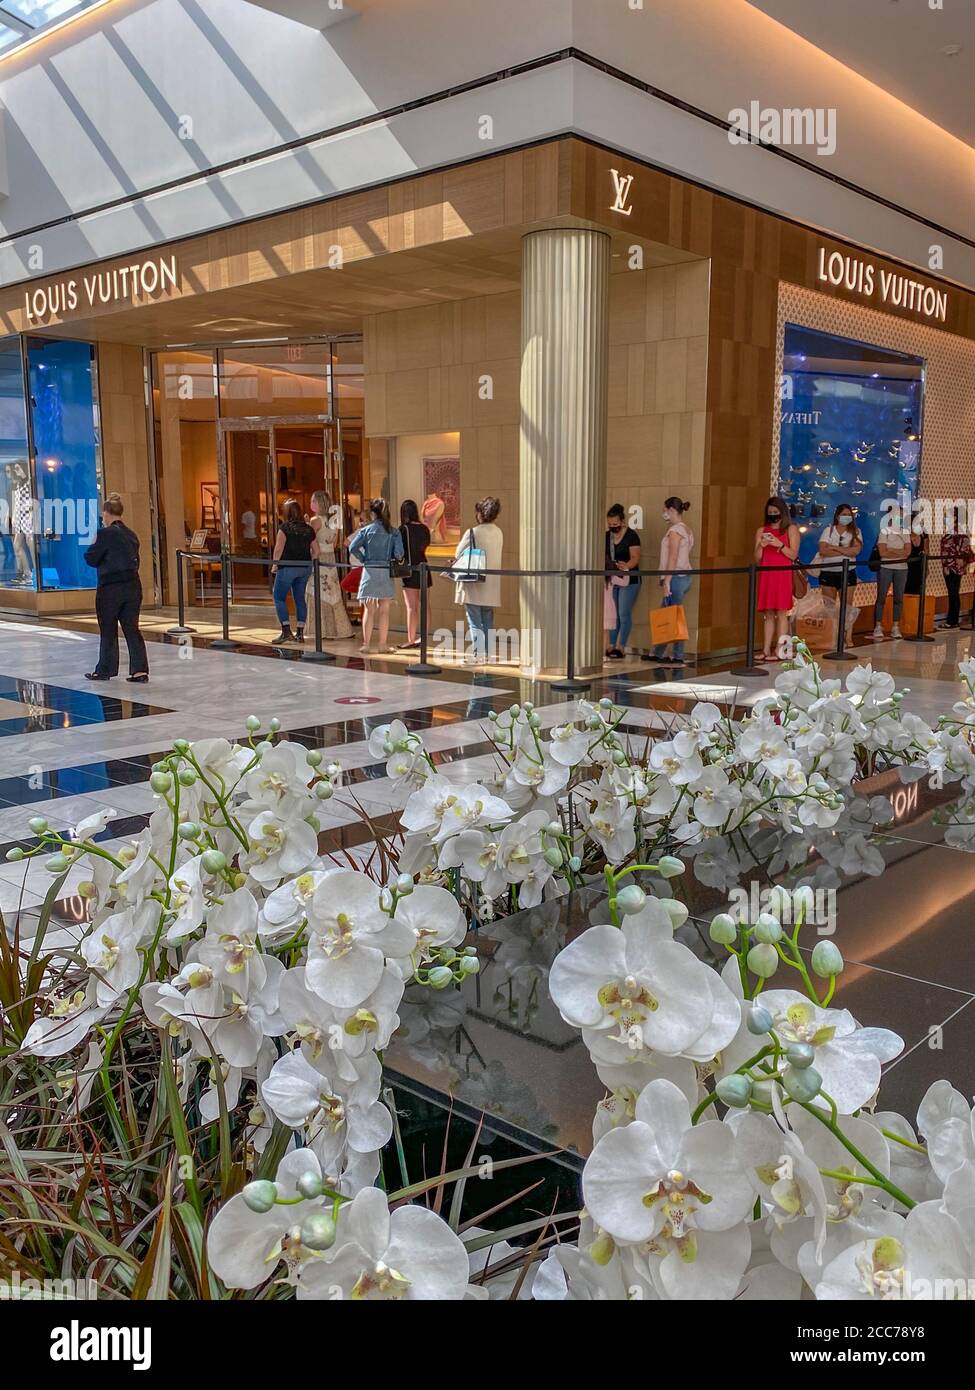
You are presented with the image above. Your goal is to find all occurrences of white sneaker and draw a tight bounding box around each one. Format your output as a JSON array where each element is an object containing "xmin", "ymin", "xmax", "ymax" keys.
[
  {"xmin": 872, "ymin": 625, "xmax": 884, "ymax": 639},
  {"xmin": 891, "ymin": 624, "xmax": 902, "ymax": 639}
]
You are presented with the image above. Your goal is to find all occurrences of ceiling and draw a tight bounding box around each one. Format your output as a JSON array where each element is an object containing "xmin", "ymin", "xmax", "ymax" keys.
[
  {"xmin": 746, "ymin": 0, "xmax": 975, "ymax": 145},
  {"xmin": 31, "ymin": 225, "xmax": 695, "ymax": 348}
]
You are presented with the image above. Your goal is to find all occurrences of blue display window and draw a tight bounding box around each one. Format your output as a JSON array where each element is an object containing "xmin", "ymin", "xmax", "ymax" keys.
[
  {"xmin": 778, "ymin": 325, "xmax": 925, "ymax": 581},
  {"xmin": 26, "ymin": 337, "xmax": 103, "ymax": 592}
]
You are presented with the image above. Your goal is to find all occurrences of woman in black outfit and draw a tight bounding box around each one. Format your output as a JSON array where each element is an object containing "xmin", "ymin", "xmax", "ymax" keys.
[
  {"xmin": 605, "ymin": 502, "xmax": 642, "ymax": 659},
  {"xmin": 84, "ymin": 493, "xmax": 149, "ymax": 683},
  {"xmin": 270, "ymin": 499, "xmax": 318, "ymax": 645},
  {"xmin": 398, "ymin": 498, "xmax": 432, "ymax": 649}
]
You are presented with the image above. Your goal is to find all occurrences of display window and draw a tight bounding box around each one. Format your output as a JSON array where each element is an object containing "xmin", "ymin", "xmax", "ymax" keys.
[{"xmin": 779, "ymin": 324, "xmax": 925, "ymax": 580}]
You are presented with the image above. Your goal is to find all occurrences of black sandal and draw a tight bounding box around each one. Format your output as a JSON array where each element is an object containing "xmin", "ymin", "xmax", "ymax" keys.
[{"xmin": 126, "ymin": 674, "xmax": 149, "ymax": 683}]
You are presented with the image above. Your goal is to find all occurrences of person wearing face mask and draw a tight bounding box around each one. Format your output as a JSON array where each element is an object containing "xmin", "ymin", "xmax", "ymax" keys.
[
  {"xmin": 815, "ymin": 504, "xmax": 862, "ymax": 607},
  {"xmin": 651, "ymin": 497, "xmax": 694, "ymax": 666},
  {"xmin": 605, "ymin": 503, "xmax": 642, "ymax": 659},
  {"xmin": 872, "ymin": 512, "xmax": 912, "ymax": 639},
  {"xmin": 755, "ymin": 495, "xmax": 799, "ymax": 661}
]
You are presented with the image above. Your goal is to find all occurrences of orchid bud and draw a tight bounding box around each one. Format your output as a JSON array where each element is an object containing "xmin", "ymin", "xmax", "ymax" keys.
[
  {"xmin": 509, "ymin": 704, "xmax": 521, "ymax": 717},
  {"xmin": 782, "ymin": 1065, "xmax": 823, "ymax": 1103},
  {"xmin": 246, "ymin": 716, "xmax": 261, "ymax": 732},
  {"xmin": 599, "ymin": 697, "xmax": 613, "ymax": 711},
  {"xmin": 178, "ymin": 768, "xmax": 198, "ymax": 787},
  {"xmin": 269, "ymin": 718, "xmax": 281, "ymax": 733},
  {"xmin": 528, "ymin": 713, "xmax": 541, "ymax": 729},
  {"xmin": 657, "ymin": 856, "xmax": 685, "ymax": 879},
  {"xmin": 811, "ymin": 941, "xmax": 844, "ymax": 977},
  {"xmin": 488, "ymin": 710, "xmax": 498, "ymax": 722},
  {"xmin": 78, "ymin": 880, "xmax": 95, "ymax": 897},
  {"xmin": 658, "ymin": 898, "xmax": 689, "ymax": 929},
  {"xmin": 6, "ymin": 847, "xmax": 24, "ymax": 862},
  {"xmin": 747, "ymin": 1004, "xmax": 774, "ymax": 1035},
  {"xmin": 150, "ymin": 771, "xmax": 172, "ymax": 793},
  {"xmin": 765, "ymin": 885, "xmax": 792, "ymax": 919},
  {"xmin": 242, "ymin": 1180, "xmax": 277, "ymax": 1213},
  {"xmin": 792, "ymin": 885, "xmax": 815, "ymax": 919},
  {"xmin": 300, "ymin": 1211, "xmax": 337, "ymax": 1251},
  {"xmin": 545, "ymin": 821, "xmax": 563, "ymax": 838},
  {"xmin": 428, "ymin": 966, "xmax": 453, "ymax": 989},
  {"xmin": 543, "ymin": 846, "xmax": 564, "ymax": 868},
  {"xmin": 46, "ymin": 854, "xmax": 69, "ymax": 874},
  {"xmin": 28, "ymin": 816, "xmax": 48, "ymax": 834},
  {"xmin": 716, "ymin": 1074, "xmax": 752, "ymax": 1108},
  {"xmin": 568, "ymin": 856, "xmax": 582, "ymax": 872},
  {"xmin": 315, "ymin": 781, "xmax": 334, "ymax": 800},
  {"xmin": 709, "ymin": 912, "xmax": 737, "ymax": 946},
  {"xmin": 178, "ymin": 822, "xmax": 200, "ymax": 840},
  {"xmin": 786, "ymin": 1042, "xmax": 815, "ymax": 1070},
  {"xmin": 173, "ymin": 739, "xmax": 190, "ymax": 754},
  {"xmin": 746, "ymin": 943, "xmax": 778, "ymax": 977},
  {"xmin": 458, "ymin": 955, "xmax": 480, "ymax": 976},
  {"xmin": 616, "ymin": 884, "xmax": 646, "ymax": 916},
  {"xmin": 307, "ymin": 749, "xmax": 323, "ymax": 767},
  {"xmin": 201, "ymin": 849, "xmax": 227, "ymax": 874},
  {"xmin": 395, "ymin": 873, "xmax": 414, "ymax": 895},
  {"xmin": 296, "ymin": 1170, "xmax": 324, "ymax": 1200},
  {"xmin": 754, "ymin": 913, "xmax": 783, "ymax": 944}
]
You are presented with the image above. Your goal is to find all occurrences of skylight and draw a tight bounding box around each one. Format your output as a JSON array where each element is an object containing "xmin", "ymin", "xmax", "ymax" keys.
[{"xmin": 0, "ymin": 0, "xmax": 103, "ymax": 53}]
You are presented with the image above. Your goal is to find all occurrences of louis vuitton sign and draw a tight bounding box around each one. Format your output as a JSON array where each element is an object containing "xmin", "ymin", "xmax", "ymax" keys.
[{"xmin": 23, "ymin": 253, "xmax": 180, "ymax": 326}]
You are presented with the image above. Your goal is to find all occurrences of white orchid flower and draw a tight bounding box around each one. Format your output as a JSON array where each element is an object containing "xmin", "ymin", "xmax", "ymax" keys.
[
  {"xmin": 754, "ymin": 990, "xmax": 903, "ymax": 1114},
  {"xmin": 80, "ymin": 903, "xmax": 155, "ymax": 1007},
  {"xmin": 298, "ymin": 1185, "xmax": 470, "ymax": 1301},
  {"xmin": 582, "ymin": 1078, "xmax": 754, "ymax": 1298}
]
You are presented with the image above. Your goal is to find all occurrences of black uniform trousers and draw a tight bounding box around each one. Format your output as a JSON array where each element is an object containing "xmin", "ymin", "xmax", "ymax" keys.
[{"xmin": 94, "ymin": 579, "xmax": 149, "ymax": 677}]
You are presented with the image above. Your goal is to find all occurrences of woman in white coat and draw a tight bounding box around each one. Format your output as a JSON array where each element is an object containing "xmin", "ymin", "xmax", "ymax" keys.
[{"xmin": 454, "ymin": 496, "xmax": 503, "ymax": 662}]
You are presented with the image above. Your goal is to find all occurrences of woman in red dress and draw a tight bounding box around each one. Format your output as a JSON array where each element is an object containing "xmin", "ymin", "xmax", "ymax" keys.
[{"xmin": 754, "ymin": 495, "xmax": 800, "ymax": 662}]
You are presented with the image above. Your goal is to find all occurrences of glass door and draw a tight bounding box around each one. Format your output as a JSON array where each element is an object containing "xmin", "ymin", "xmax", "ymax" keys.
[
  {"xmin": 219, "ymin": 422, "xmax": 273, "ymax": 601},
  {"xmin": 218, "ymin": 415, "xmax": 344, "ymax": 604}
]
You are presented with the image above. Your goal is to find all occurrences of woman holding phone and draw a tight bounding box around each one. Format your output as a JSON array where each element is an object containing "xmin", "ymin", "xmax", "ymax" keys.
[{"xmin": 755, "ymin": 495, "xmax": 799, "ymax": 661}]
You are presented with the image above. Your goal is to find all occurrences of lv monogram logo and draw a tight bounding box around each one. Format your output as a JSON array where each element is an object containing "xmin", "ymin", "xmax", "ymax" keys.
[{"xmin": 609, "ymin": 168, "xmax": 634, "ymax": 216}]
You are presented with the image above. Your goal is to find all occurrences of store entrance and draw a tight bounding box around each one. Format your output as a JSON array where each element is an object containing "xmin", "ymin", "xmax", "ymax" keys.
[{"xmin": 218, "ymin": 416, "xmax": 343, "ymax": 602}]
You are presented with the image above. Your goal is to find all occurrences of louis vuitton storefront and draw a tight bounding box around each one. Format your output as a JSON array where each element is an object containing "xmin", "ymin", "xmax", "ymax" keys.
[{"xmin": 1, "ymin": 136, "xmax": 971, "ymax": 669}]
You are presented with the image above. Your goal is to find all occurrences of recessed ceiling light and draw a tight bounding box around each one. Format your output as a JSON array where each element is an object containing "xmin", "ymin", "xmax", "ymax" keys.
[{"xmin": 941, "ymin": 44, "xmax": 963, "ymax": 56}]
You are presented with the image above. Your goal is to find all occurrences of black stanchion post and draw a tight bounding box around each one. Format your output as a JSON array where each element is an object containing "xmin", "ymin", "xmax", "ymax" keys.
[
  {"xmin": 210, "ymin": 551, "xmax": 239, "ymax": 650},
  {"xmin": 552, "ymin": 569, "xmax": 592, "ymax": 692},
  {"xmin": 824, "ymin": 557, "xmax": 856, "ymax": 661},
  {"xmin": 904, "ymin": 549, "xmax": 935, "ymax": 644},
  {"xmin": 166, "ymin": 550, "xmax": 197, "ymax": 635},
  {"xmin": 405, "ymin": 563, "xmax": 442, "ymax": 676},
  {"xmin": 303, "ymin": 559, "xmax": 336, "ymax": 664},
  {"xmin": 730, "ymin": 565, "xmax": 770, "ymax": 677}
]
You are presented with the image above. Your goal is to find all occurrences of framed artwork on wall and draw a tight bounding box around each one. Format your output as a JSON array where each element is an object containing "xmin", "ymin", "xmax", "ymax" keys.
[{"xmin": 421, "ymin": 455, "xmax": 461, "ymax": 545}]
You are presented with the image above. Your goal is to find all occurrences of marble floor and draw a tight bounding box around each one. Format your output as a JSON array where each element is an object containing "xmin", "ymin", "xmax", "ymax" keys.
[{"xmin": 1, "ymin": 609, "xmax": 972, "ymax": 1149}]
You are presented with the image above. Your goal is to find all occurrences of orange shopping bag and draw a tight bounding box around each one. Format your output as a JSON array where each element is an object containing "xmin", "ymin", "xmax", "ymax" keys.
[{"xmin": 649, "ymin": 603, "xmax": 689, "ymax": 646}]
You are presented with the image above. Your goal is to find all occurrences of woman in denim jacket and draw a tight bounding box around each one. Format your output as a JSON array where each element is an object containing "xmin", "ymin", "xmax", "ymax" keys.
[{"xmin": 349, "ymin": 498, "xmax": 405, "ymax": 655}]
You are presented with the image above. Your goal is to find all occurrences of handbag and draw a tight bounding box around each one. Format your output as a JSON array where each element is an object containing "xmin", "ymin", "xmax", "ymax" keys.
[
  {"xmin": 390, "ymin": 525, "xmax": 413, "ymax": 580},
  {"xmin": 340, "ymin": 566, "xmax": 362, "ymax": 593},
  {"xmin": 649, "ymin": 603, "xmax": 689, "ymax": 646},
  {"xmin": 792, "ymin": 565, "xmax": 809, "ymax": 600},
  {"xmin": 867, "ymin": 542, "xmax": 881, "ymax": 574},
  {"xmin": 446, "ymin": 526, "xmax": 487, "ymax": 584}
]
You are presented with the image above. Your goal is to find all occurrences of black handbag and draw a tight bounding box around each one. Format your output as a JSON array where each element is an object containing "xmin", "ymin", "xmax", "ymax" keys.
[
  {"xmin": 867, "ymin": 542, "xmax": 881, "ymax": 574},
  {"xmin": 390, "ymin": 525, "xmax": 413, "ymax": 580}
]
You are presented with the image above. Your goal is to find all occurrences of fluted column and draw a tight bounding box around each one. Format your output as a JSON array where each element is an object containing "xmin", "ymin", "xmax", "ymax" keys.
[{"xmin": 519, "ymin": 229, "xmax": 610, "ymax": 675}]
